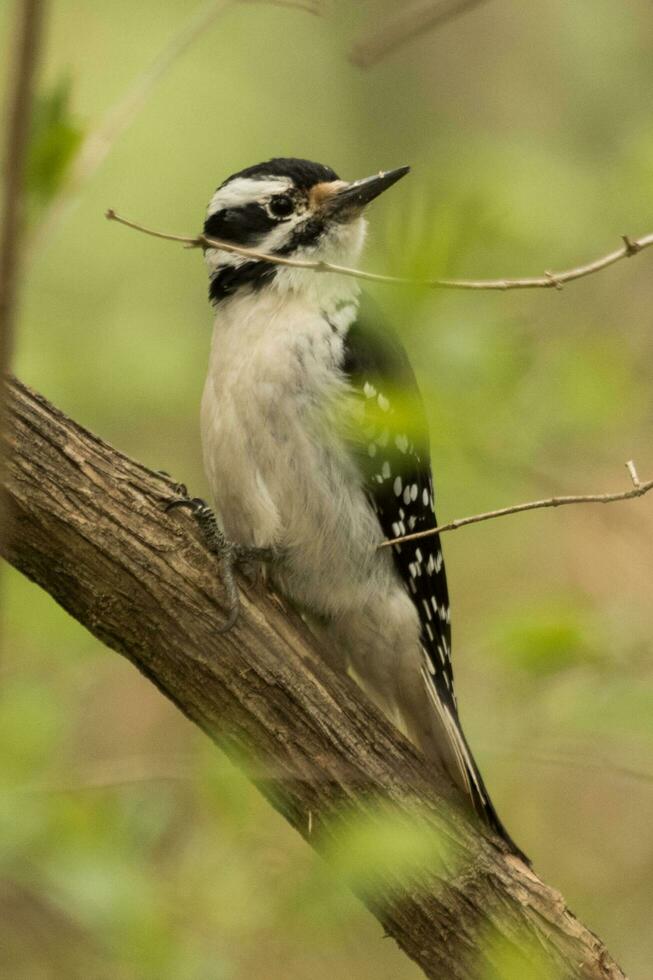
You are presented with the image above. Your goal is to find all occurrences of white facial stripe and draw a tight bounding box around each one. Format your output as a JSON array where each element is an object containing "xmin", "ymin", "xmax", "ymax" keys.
[{"xmin": 208, "ymin": 176, "xmax": 293, "ymax": 215}]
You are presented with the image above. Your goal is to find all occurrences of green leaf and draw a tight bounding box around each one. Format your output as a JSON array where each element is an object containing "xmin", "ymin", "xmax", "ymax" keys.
[
  {"xmin": 26, "ymin": 76, "xmax": 84, "ymax": 206},
  {"xmin": 493, "ymin": 602, "xmax": 603, "ymax": 676},
  {"xmin": 320, "ymin": 801, "xmax": 450, "ymax": 899}
]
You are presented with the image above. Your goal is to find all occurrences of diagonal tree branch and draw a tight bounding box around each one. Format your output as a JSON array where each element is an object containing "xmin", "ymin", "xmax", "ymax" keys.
[{"xmin": 0, "ymin": 375, "xmax": 625, "ymax": 980}]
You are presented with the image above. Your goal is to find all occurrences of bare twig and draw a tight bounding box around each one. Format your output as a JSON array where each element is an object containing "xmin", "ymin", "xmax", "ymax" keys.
[
  {"xmin": 491, "ymin": 750, "xmax": 653, "ymax": 787},
  {"xmin": 14, "ymin": 746, "xmax": 653, "ymax": 795},
  {"xmin": 106, "ymin": 208, "xmax": 653, "ymax": 293},
  {"xmin": 30, "ymin": 0, "xmax": 321, "ymax": 257},
  {"xmin": 350, "ymin": 0, "xmax": 493, "ymax": 69},
  {"xmin": 11, "ymin": 755, "xmax": 197, "ymax": 794},
  {"xmin": 379, "ymin": 463, "xmax": 653, "ymax": 549},
  {"xmin": 626, "ymin": 458, "xmax": 641, "ymax": 489},
  {"xmin": 0, "ymin": 0, "xmax": 46, "ymax": 579},
  {"xmin": 0, "ymin": 0, "xmax": 46, "ymax": 390},
  {"xmin": 243, "ymin": 0, "xmax": 323, "ymax": 11}
]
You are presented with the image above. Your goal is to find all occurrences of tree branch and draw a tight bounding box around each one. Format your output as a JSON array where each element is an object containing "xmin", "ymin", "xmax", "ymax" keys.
[
  {"xmin": 1, "ymin": 375, "xmax": 625, "ymax": 979},
  {"xmin": 105, "ymin": 208, "xmax": 653, "ymax": 293},
  {"xmin": 380, "ymin": 460, "xmax": 653, "ymax": 549},
  {"xmin": 350, "ymin": 0, "xmax": 493, "ymax": 69},
  {"xmin": 0, "ymin": 1, "xmax": 46, "ymax": 426}
]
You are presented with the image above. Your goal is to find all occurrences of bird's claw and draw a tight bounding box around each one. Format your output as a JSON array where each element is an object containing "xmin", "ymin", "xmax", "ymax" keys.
[
  {"xmin": 162, "ymin": 484, "xmax": 272, "ymax": 632},
  {"xmin": 164, "ymin": 494, "xmax": 206, "ymax": 515}
]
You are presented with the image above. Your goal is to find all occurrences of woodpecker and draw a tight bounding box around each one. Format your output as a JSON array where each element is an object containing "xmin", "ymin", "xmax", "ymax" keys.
[{"xmin": 172, "ymin": 157, "xmax": 526, "ymax": 861}]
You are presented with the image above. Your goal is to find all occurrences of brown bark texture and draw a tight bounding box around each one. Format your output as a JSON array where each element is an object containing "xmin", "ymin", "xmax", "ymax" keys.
[{"xmin": 1, "ymin": 376, "xmax": 626, "ymax": 980}]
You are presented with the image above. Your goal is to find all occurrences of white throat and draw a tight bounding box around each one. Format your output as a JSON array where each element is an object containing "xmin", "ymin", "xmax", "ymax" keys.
[{"xmin": 205, "ymin": 215, "xmax": 367, "ymax": 311}]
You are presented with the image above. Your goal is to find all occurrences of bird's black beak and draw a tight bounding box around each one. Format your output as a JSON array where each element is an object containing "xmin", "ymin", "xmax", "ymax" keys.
[{"xmin": 322, "ymin": 166, "xmax": 410, "ymax": 221}]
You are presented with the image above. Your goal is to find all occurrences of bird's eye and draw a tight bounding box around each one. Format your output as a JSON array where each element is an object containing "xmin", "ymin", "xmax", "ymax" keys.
[{"xmin": 268, "ymin": 195, "xmax": 294, "ymax": 219}]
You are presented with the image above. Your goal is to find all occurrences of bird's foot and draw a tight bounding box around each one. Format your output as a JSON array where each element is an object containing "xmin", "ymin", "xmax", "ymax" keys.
[{"xmin": 163, "ymin": 484, "xmax": 274, "ymax": 632}]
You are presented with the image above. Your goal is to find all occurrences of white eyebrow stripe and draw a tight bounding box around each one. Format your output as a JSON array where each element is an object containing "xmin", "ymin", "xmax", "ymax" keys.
[{"xmin": 208, "ymin": 176, "xmax": 293, "ymax": 214}]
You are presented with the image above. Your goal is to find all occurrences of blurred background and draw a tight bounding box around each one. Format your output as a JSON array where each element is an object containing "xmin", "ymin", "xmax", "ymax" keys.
[{"xmin": 1, "ymin": 0, "xmax": 652, "ymax": 976}]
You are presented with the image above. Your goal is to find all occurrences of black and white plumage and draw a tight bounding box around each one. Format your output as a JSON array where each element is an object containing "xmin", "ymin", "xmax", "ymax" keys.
[{"xmin": 199, "ymin": 157, "xmax": 525, "ymax": 860}]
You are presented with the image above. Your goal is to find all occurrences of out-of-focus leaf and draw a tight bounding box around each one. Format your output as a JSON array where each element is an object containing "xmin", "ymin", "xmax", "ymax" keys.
[
  {"xmin": 492, "ymin": 602, "xmax": 604, "ymax": 676},
  {"xmin": 320, "ymin": 801, "xmax": 450, "ymax": 899},
  {"xmin": 480, "ymin": 922, "xmax": 564, "ymax": 980},
  {"xmin": 26, "ymin": 76, "xmax": 84, "ymax": 208},
  {"xmin": 0, "ymin": 678, "xmax": 65, "ymax": 785}
]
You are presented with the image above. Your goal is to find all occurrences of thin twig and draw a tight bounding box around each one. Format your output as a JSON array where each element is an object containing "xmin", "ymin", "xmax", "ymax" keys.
[
  {"xmin": 106, "ymin": 208, "xmax": 653, "ymax": 292},
  {"xmin": 243, "ymin": 0, "xmax": 323, "ymax": 11},
  {"xmin": 0, "ymin": 0, "xmax": 46, "ymax": 593},
  {"xmin": 489, "ymin": 749, "xmax": 653, "ymax": 787},
  {"xmin": 10, "ymin": 755, "xmax": 197, "ymax": 794},
  {"xmin": 350, "ymin": 0, "xmax": 493, "ymax": 69},
  {"xmin": 626, "ymin": 458, "xmax": 641, "ymax": 489},
  {"xmin": 0, "ymin": 1, "xmax": 46, "ymax": 387},
  {"xmin": 30, "ymin": 0, "xmax": 321, "ymax": 257},
  {"xmin": 379, "ymin": 463, "xmax": 653, "ymax": 549}
]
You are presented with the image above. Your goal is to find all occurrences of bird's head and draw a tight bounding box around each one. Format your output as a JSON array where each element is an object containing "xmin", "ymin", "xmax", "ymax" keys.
[{"xmin": 204, "ymin": 157, "xmax": 409, "ymax": 306}]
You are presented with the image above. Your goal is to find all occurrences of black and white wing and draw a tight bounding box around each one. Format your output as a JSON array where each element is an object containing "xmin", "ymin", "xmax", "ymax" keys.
[
  {"xmin": 341, "ymin": 299, "xmax": 527, "ymax": 861},
  {"xmin": 341, "ymin": 301, "xmax": 455, "ymax": 710}
]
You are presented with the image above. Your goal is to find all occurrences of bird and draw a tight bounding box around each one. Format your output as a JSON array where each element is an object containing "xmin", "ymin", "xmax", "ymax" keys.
[{"xmin": 171, "ymin": 156, "xmax": 526, "ymax": 862}]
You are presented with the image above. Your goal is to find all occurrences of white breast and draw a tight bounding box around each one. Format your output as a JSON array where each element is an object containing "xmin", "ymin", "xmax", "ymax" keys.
[{"xmin": 200, "ymin": 286, "xmax": 397, "ymax": 616}]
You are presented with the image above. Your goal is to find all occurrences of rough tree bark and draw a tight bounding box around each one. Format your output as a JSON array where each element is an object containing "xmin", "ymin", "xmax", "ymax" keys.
[{"xmin": 1, "ymin": 376, "xmax": 626, "ymax": 980}]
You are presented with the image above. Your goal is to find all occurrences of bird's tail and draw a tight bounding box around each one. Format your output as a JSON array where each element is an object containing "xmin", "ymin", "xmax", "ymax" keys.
[
  {"xmin": 448, "ymin": 711, "xmax": 530, "ymax": 865},
  {"xmin": 416, "ymin": 662, "xmax": 530, "ymax": 865}
]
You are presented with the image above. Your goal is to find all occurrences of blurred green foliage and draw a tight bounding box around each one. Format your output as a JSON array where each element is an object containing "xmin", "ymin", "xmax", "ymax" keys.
[
  {"xmin": 491, "ymin": 600, "xmax": 601, "ymax": 675},
  {"xmin": 2, "ymin": 0, "xmax": 653, "ymax": 976},
  {"xmin": 320, "ymin": 802, "xmax": 449, "ymax": 900},
  {"xmin": 479, "ymin": 924, "xmax": 564, "ymax": 980},
  {"xmin": 25, "ymin": 75, "xmax": 84, "ymax": 209}
]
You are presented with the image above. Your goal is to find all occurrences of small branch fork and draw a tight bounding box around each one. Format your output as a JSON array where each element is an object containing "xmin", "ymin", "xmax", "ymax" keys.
[
  {"xmin": 105, "ymin": 209, "xmax": 653, "ymax": 292},
  {"xmin": 350, "ymin": 0, "xmax": 493, "ymax": 69},
  {"xmin": 380, "ymin": 461, "xmax": 653, "ymax": 549}
]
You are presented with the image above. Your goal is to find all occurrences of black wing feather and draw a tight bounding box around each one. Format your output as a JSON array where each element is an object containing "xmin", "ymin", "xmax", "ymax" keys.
[
  {"xmin": 341, "ymin": 298, "xmax": 529, "ymax": 864},
  {"xmin": 341, "ymin": 299, "xmax": 455, "ymax": 712}
]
